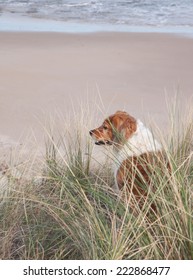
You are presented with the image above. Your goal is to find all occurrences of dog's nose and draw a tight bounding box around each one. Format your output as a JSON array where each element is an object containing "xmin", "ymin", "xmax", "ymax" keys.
[{"xmin": 89, "ymin": 130, "xmax": 93, "ymax": 136}]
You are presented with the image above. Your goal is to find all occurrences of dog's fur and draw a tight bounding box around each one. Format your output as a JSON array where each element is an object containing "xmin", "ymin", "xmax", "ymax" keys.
[{"xmin": 90, "ymin": 111, "xmax": 162, "ymax": 209}]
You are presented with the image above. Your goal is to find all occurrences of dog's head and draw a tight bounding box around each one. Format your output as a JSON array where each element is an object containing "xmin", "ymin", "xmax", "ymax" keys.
[{"xmin": 89, "ymin": 111, "xmax": 137, "ymax": 146}]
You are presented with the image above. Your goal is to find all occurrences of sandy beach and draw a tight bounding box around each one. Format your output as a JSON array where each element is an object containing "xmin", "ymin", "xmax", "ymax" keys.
[{"xmin": 0, "ymin": 32, "xmax": 193, "ymax": 153}]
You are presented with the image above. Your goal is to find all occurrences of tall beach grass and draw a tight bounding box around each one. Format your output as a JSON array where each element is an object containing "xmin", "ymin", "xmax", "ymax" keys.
[{"xmin": 0, "ymin": 102, "xmax": 192, "ymax": 260}]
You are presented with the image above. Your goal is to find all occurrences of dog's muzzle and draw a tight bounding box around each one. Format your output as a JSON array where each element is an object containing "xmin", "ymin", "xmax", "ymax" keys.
[{"xmin": 89, "ymin": 130, "xmax": 112, "ymax": 146}]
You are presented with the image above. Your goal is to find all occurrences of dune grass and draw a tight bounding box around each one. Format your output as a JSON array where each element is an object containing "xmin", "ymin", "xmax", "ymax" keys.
[{"xmin": 0, "ymin": 104, "xmax": 192, "ymax": 260}]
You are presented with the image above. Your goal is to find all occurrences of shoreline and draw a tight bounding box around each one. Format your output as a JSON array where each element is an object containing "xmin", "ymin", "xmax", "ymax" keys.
[
  {"xmin": 0, "ymin": 12, "xmax": 193, "ymax": 37},
  {"xmin": 0, "ymin": 31, "xmax": 193, "ymax": 157}
]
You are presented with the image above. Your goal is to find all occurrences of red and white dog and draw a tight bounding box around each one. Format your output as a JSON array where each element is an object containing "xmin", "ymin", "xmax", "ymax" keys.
[{"xmin": 89, "ymin": 111, "xmax": 162, "ymax": 208}]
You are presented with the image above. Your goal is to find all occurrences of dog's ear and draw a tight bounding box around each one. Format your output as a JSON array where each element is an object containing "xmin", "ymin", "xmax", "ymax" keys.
[
  {"xmin": 109, "ymin": 112, "xmax": 137, "ymax": 143},
  {"xmin": 118, "ymin": 113, "xmax": 137, "ymax": 140}
]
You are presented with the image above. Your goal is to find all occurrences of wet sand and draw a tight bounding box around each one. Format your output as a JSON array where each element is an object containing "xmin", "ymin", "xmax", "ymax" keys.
[{"xmin": 0, "ymin": 32, "xmax": 193, "ymax": 153}]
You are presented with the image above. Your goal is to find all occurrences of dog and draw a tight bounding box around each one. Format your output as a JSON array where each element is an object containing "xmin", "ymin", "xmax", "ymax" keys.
[{"xmin": 89, "ymin": 111, "xmax": 162, "ymax": 210}]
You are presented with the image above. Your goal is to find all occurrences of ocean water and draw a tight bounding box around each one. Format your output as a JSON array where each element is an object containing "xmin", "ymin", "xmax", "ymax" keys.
[{"xmin": 0, "ymin": 0, "xmax": 193, "ymax": 32}]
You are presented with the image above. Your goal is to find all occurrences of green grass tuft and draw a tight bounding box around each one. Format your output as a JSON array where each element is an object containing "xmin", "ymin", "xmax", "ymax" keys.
[{"xmin": 0, "ymin": 104, "xmax": 192, "ymax": 259}]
